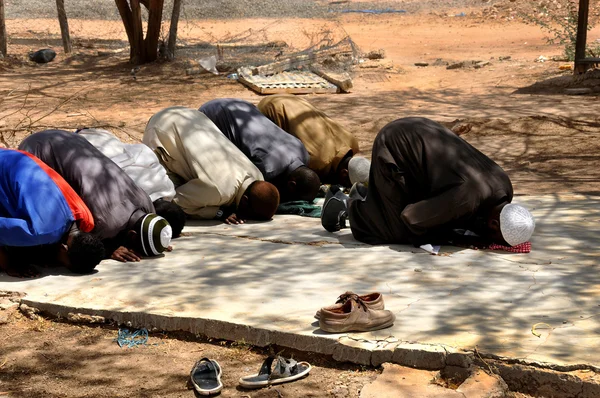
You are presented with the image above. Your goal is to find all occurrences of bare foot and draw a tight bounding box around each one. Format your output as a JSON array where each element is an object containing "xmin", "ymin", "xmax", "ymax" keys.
[{"xmin": 0, "ymin": 263, "xmax": 40, "ymax": 278}]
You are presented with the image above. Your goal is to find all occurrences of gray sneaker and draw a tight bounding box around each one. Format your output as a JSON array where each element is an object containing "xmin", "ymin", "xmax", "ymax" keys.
[
  {"xmin": 319, "ymin": 297, "xmax": 395, "ymax": 333},
  {"xmin": 321, "ymin": 186, "xmax": 349, "ymax": 232},
  {"xmin": 349, "ymin": 182, "xmax": 368, "ymax": 201}
]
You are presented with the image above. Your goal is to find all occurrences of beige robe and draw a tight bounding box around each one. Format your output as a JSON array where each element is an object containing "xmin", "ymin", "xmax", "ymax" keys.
[
  {"xmin": 143, "ymin": 107, "xmax": 264, "ymax": 219},
  {"xmin": 258, "ymin": 94, "xmax": 359, "ymax": 183}
]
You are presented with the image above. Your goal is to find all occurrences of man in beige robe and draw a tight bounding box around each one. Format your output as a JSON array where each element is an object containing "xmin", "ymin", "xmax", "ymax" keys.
[{"xmin": 144, "ymin": 107, "xmax": 280, "ymax": 224}]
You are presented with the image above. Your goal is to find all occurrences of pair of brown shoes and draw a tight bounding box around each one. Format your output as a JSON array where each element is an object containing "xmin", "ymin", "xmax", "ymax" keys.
[{"xmin": 317, "ymin": 291, "xmax": 395, "ymax": 333}]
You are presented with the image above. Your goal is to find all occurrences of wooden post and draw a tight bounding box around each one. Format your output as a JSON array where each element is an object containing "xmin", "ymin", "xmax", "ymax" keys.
[
  {"xmin": 0, "ymin": 0, "xmax": 7, "ymax": 57},
  {"xmin": 574, "ymin": 0, "xmax": 590, "ymax": 74},
  {"xmin": 166, "ymin": 0, "xmax": 183, "ymax": 60},
  {"xmin": 56, "ymin": 0, "xmax": 72, "ymax": 54}
]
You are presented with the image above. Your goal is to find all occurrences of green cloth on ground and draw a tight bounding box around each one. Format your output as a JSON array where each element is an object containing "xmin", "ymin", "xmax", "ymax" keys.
[{"xmin": 277, "ymin": 200, "xmax": 322, "ymax": 218}]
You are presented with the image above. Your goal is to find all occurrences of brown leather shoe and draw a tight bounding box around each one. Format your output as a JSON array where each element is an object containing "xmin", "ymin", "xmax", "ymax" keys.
[
  {"xmin": 319, "ymin": 297, "xmax": 395, "ymax": 333},
  {"xmin": 315, "ymin": 291, "xmax": 384, "ymax": 320}
]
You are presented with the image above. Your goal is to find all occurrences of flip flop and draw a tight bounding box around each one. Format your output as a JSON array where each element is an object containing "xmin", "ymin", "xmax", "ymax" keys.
[
  {"xmin": 239, "ymin": 356, "xmax": 311, "ymax": 389},
  {"xmin": 190, "ymin": 358, "xmax": 223, "ymax": 396}
]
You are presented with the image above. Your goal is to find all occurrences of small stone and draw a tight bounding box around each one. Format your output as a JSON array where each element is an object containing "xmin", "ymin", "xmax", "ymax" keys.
[
  {"xmin": 565, "ymin": 88, "xmax": 592, "ymax": 95},
  {"xmin": 366, "ymin": 49, "xmax": 386, "ymax": 60},
  {"xmin": 414, "ymin": 268, "xmax": 422, "ymax": 272},
  {"xmin": 447, "ymin": 61, "xmax": 466, "ymax": 70},
  {"xmin": 414, "ymin": 62, "xmax": 429, "ymax": 67},
  {"xmin": 358, "ymin": 60, "xmax": 381, "ymax": 69},
  {"xmin": 266, "ymin": 40, "xmax": 288, "ymax": 48},
  {"xmin": 361, "ymin": 364, "xmax": 462, "ymax": 397},
  {"xmin": 473, "ymin": 61, "xmax": 490, "ymax": 69},
  {"xmin": 19, "ymin": 303, "xmax": 39, "ymax": 320},
  {"xmin": 331, "ymin": 386, "xmax": 349, "ymax": 398},
  {"xmin": 67, "ymin": 313, "xmax": 106, "ymax": 324},
  {"xmin": 457, "ymin": 369, "xmax": 509, "ymax": 398},
  {"xmin": 0, "ymin": 301, "xmax": 19, "ymax": 311},
  {"xmin": 29, "ymin": 49, "xmax": 56, "ymax": 64},
  {"xmin": 499, "ymin": 56, "xmax": 512, "ymax": 61},
  {"xmin": 451, "ymin": 122, "xmax": 473, "ymax": 136}
]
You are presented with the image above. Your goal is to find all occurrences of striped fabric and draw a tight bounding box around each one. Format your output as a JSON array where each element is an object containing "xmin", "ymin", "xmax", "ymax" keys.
[{"xmin": 139, "ymin": 214, "xmax": 172, "ymax": 256}]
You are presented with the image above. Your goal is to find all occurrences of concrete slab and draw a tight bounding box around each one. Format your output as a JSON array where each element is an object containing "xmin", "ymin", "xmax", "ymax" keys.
[{"xmin": 1, "ymin": 194, "xmax": 599, "ymax": 370}]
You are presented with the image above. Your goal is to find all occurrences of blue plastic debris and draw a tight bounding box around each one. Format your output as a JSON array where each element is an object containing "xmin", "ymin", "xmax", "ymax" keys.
[
  {"xmin": 455, "ymin": 12, "xmax": 467, "ymax": 17},
  {"xmin": 115, "ymin": 328, "xmax": 150, "ymax": 348},
  {"xmin": 337, "ymin": 8, "xmax": 407, "ymax": 14}
]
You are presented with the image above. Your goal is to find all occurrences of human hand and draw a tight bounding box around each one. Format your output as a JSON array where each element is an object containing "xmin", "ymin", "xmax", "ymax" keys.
[
  {"xmin": 224, "ymin": 213, "xmax": 245, "ymax": 225},
  {"xmin": 111, "ymin": 246, "xmax": 141, "ymax": 262}
]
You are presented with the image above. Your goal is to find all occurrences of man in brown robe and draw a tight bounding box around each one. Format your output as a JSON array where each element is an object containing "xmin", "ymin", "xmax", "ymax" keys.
[
  {"xmin": 258, "ymin": 94, "xmax": 368, "ymax": 187},
  {"xmin": 321, "ymin": 117, "xmax": 535, "ymax": 248}
]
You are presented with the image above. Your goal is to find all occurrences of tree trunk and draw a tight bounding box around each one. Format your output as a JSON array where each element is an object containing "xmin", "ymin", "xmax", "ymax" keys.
[
  {"xmin": 0, "ymin": 0, "xmax": 7, "ymax": 57},
  {"xmin": 166, "ymin": 0, "xmax": 182, "ymax": 61},
  {"xmin": 130, "ymin": 0, "xmax": 143, "ymax": 64},
  {"xmin": 56, "ymin": 0, "xmax": 72, "ymax": 54},
  {"xmin": 144, "ymin": 0, "xmax": 164, "ymax": 62},
  {"xmin": 114, "ymin": 0, "xmax": 164, "ymax": 65}
]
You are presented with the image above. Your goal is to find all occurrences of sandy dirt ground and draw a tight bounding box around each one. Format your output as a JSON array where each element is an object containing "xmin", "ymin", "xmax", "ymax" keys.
[
  {"xmin": 2, "ymin": 12, "xmax": 600, "ymax": 195},
  {"xmin": 0, "ymin": 309, "xmax": 377, "ymax": 398}
]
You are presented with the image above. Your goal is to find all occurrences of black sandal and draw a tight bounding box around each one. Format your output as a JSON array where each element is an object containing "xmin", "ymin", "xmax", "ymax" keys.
[{"xmin": 190, "ymin": 358, "xmax": 223, "ymax": 396}]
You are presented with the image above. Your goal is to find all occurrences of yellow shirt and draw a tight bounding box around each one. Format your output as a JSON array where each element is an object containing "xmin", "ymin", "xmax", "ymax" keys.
[{"xmin": 258, "ymin": 94, "xmax": 359, "ymax": 183}]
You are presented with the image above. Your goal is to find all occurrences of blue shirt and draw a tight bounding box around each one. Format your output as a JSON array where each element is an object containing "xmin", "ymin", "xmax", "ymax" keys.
[{"xmin": 0, "ymin": 149, "xmax": 74, "ymax": 246}]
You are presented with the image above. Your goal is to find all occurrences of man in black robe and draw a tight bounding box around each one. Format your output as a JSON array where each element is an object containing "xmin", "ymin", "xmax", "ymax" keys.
[{"xmin": 322, "ymin": 117, "xmax": 535, "ymax": 248}]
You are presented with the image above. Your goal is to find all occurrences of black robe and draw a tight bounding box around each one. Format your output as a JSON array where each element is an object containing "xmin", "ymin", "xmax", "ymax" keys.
[
  {"xmin": 349, "ymin": 117, "xmax": 513, "ymax": 245},
  {"xmin": 19, "ymin": 130, "xmax": 154, "ymax": 247}
]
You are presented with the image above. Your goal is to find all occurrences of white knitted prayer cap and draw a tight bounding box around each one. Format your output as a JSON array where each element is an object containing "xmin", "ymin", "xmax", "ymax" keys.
[
  {"xmin": 348, "ymin": 156, "xmax": 371, "ymax": 185},
  {"xmin": 499, "ymin": 204, "xmax": 535, "ymax": 246}
]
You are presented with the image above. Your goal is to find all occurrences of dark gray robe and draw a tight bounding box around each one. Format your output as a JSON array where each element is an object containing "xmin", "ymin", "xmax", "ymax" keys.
[
  {"xmin": 200, "ymin": 99, "xmax": 309, "ymax": 182},
  {"xmin": 19, "ymin": 130, "xmax": 154, "ymax": 242},
  {"xmin": 349, "ymin": 117, "xmax": 513, "ymax": 245}
]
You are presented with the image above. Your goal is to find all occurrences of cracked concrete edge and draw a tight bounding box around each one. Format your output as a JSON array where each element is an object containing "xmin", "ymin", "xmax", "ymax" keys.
[
  {"xmin": 478, "ymin": 351, "xmax": 600, "ymax": 373},
  {"xmin": 18, "ymin": 299, "xmax": 600, "ymax": 398},
  {"xmin": 20, "ymin": 299, "xmax": 473, "ymax": 370},
  {"xmin": 484, "ymin": 360, "xmax": 600, "ymax": 398}
]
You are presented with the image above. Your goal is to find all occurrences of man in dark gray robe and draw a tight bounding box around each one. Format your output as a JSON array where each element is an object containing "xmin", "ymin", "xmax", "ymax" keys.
[
  {"xmin": 322, "ymin": 117, "xmax": 534, "ymax": 248},
  {"xmin": 19, "ymin": 130, "xmax": 172, "ymax": 262},
  {"xmin": 200, "ymin": 99, "xmax": 320, "ymax": 202}
]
